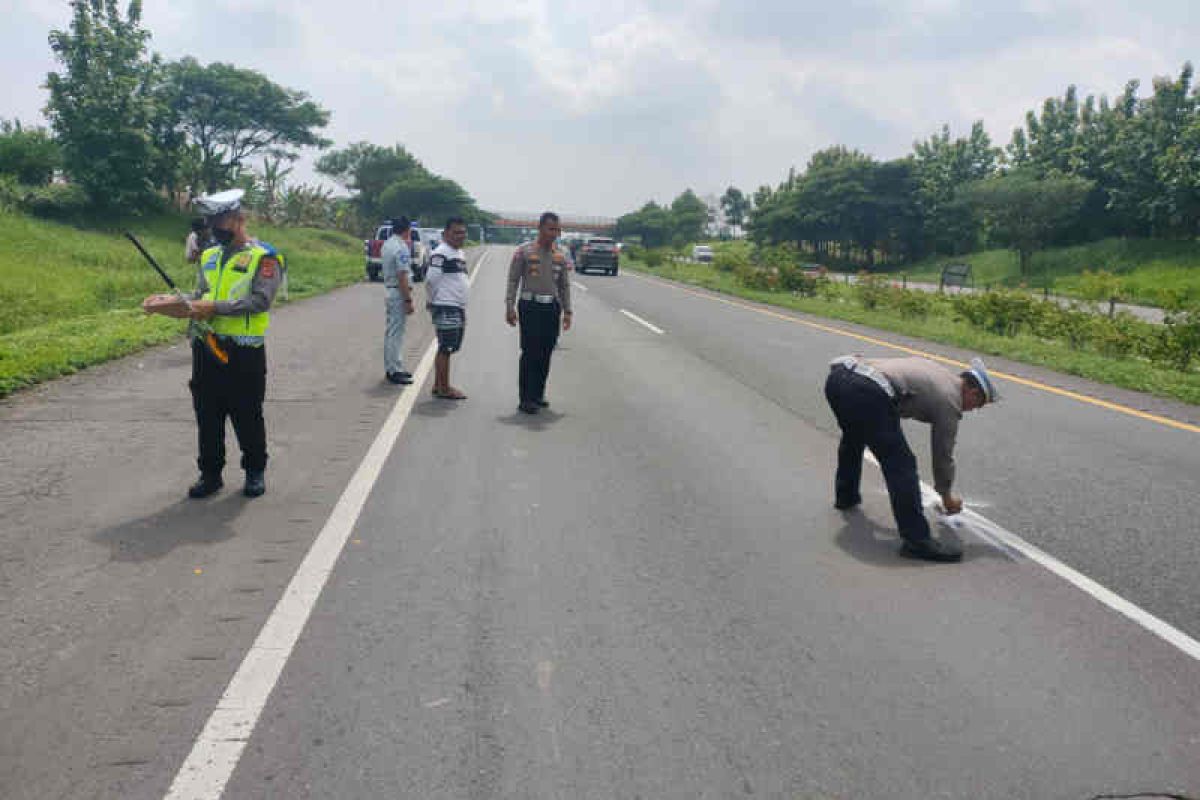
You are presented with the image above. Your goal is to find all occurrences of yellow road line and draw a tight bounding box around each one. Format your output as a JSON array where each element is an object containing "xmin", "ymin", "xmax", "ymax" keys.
[{"xmin": 627, "ymin": 271, "xmax": 1200, "ymax": 435}]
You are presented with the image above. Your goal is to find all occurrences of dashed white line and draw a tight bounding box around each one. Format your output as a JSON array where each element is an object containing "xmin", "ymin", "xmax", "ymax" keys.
[
  {"xmin": 619, "ymin": 309, "xmax": 664, "ymax": 335},
  {"xmin": 861, "ymin": 450, "xmax": 1200, "ymax": 661},
  {"xmin": 164, "ymin": 251, "xmax": 491, "ymax": 800}
]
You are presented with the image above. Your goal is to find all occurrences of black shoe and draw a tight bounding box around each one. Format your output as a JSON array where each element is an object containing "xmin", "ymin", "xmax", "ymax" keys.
[
  {"xmin": 386, "ymin": 371, "xmax": 413, "ymax": 385},
  {"xmin": 535, "ymin": 398, "xmax": 549, "ymax": 408},
  {"xmin": 899, "ymin": 537, "xmax": 963, "ymax": 563},
  {"xmin": 518, "ymin": 401, "xmax": 540, "ymax": 414},
  {"xmin": 243, "ymin": 470, "xmax": 266, "ymax": 498},
  {"xmin": 834, "ymin": 494, "xmax": 862, "ymax": 510},
  {"xmin": 188, "ymin": 473, "xmax": 223, "ymax": 499}
]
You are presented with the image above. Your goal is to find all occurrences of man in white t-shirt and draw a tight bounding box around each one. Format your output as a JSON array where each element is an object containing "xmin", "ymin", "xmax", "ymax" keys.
[
  {"xmin": 380, "ymin": 216, "xmax": 416, "ymax": 384},
  {"xmin": 425, "ymin": 217, "xmax": 470, "ymax": 400}
]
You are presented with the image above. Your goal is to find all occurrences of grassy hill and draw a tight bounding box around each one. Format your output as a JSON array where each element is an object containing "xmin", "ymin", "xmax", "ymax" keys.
[
  {"xmin": 0, "ymin": 208, "xmax": 364, "ymax": 396},
  {"xmin": 899, "ymin": 238, "xmax": 1200, "ymax": 305}
]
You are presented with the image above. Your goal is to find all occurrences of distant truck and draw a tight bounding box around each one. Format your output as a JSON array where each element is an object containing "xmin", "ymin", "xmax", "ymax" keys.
[{"xmin": 364, "ymin": 221, "xmax": 427, "ymax": 283}]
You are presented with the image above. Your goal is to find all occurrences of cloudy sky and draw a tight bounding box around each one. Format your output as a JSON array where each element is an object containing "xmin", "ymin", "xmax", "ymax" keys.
[{"xmin": 1, "ymin": 1, "xmax": 1196, "ymax": 216}]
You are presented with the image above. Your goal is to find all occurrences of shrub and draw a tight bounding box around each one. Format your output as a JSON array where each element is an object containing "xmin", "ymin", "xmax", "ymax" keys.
[
  {"xmin": 1077, "ymin": 269, "xmax": 1126, "ymax": 316},
  {"xmin": 19, "ymin": 183, "xmax": 90, "ymax": 220},
  {"xmin": 856, "ymin": 272, "xmax": 890, "ymax": 310},
  {"xmin": 642, "ymin": 248, "xmax": 665, "ymax": 269}
]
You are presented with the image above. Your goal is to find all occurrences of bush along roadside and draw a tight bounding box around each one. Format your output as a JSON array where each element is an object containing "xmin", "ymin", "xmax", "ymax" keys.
[{"xmin": 628, "ymin": 248, "xmax": 1200, "ymax": 406}]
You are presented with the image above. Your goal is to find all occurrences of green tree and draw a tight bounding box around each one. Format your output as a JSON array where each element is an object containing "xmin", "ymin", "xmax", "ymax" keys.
[
  {"xmin": 615, "ymin": 201, "xmax": 673, "ymax": 248},
  {"xmin": 45, "ymin": 0, "xmax": 160, "ymax": 209},
  {"xmin": 163, "ymin": 56, "xmax": 330, "ymax": 193},
  {"xmin": 670, "ymin": 188, "xmax": 709, "ymax": 244},
  {"xmin": 966, "ymin": 172, "xmax": 1094, "ymax": 275},
  {"xmin": 719, "ymin": 186, "xmax": 750, "ymax": 228},
  {"xmin": 378, "ymin": 172, "xmax": 486, "ymax": 224},
  {"xmin": 316, "ymin": 142, "xmax": 425, "ymax": 220},
  {"xmin": 912, "ymin": 121, "xmax": 998, "ymax": 254},
  {"xmin": 0, "ymin": 120, "xmax": 61, "ymax": 185}
]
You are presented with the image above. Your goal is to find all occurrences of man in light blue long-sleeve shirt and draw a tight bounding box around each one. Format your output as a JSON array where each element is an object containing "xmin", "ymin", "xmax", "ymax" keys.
[{"xmin": 380, "ymin": 216, "xmax": 416, "ymax": 384}]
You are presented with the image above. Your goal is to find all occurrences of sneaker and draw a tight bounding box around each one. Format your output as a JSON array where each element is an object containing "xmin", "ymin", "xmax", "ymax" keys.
[
  {"xmin": 243, "ymin": 470, "xmax": 266, "ymax": 498},
  {"xmin": 899, "ymin": 537, "xmax": 963, "ymax": 563},
  {"xmin": 386, "ymin": 372, "xmax": 413, "ymax": 385},
  {"xmin": 188, "ymin": 473, "xmax": 223, "ymax": 499}
]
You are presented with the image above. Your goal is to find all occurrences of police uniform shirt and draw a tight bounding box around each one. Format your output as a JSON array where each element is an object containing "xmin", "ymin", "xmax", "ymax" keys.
[
  {"xmin": 506, "ymin": 242, "xmax": 573, "ymax": 313},
  {"xmin": 866, "ymin": 356, "xmax": 963, "ymax": 493}
]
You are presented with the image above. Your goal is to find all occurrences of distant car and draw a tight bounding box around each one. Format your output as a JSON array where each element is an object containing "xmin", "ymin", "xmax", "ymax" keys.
[
  {"xmin": 692, "ymin": 244, "xmax": 714, "ymax": 263},
  {"xmin": 577, "ymin": 236, "xmax": 619, "ymax": 276}
]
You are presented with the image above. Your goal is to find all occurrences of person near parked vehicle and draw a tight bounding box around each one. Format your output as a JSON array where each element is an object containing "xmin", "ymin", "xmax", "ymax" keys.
[
  {"xmin": 426, "ymin": 217, "xmax": 470, "ymax": 400},
  {"xmin": 184, "ymin": 218, "xmax": 208, "ymax": 264},
  {"xmin": 823, "ymin": 354, "xmax": 998, "ymax": 562},
  {"xmin": 380, "ymin": 216, "xmax": 416, "ymax": 385},
  {"xmin": 506, "ymin": 212, "xmax": 573, "ymax": 414},
  {"xmin": 145, "ymin": 189, "xmax": 284, "ymax": 499}
]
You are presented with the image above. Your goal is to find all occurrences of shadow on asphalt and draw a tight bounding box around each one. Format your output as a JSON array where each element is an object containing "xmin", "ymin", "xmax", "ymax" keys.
[
  {"xmin": 495, "ymin": 409, "xmax": 564, "ymax": 430},
  {"xmin": 412, "ymin": 398, "xmax": 458, "ymax": 418},
  {"xmin": 835, "ymin": 512, "xmax": 1007, "ymax": 567},
  {"xmin": 92, "ymin": 494, "xmax": 245, "ymax": 562}
]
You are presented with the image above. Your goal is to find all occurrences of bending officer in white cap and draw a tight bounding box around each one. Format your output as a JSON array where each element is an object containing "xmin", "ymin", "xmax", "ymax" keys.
[{"xmin": 823, "ymin": 354, "xmax": 998, "ymax": 562}]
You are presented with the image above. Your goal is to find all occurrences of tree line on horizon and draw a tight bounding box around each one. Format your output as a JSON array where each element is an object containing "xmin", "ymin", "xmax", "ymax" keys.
[
  {"xmin": 0, "ymin": 0, "xmax": 487, "ymax": 233},
  {"xmin": 618, "ymin": 62, "xmax": 1200, "ymax": 274}
]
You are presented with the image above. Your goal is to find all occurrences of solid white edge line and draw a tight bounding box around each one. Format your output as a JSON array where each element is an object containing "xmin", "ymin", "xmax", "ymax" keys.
[
  {"xmin": 619, "ymin": 308, "xmax": 664, "ymax": 335},
  {"xmin": 862, "ymin": 448, "xmax": 1200, "ymax": 660},
  {"xmin": 572, "ymin": 280, "xmax": 588, "ymax": 292},
  {"xmin": 164, "ymin": 250, "xmax": 491, "ymax": 800}
]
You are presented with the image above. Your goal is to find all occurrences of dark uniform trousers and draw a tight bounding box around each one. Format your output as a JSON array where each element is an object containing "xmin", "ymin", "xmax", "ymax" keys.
[
  {"xmin": 518, "ymin": 299, "xmax": 561, "ymax": 404},
  {"xmin": 190, "ymin": 338, "xmax": 268, "ymax": 475},
  {"xmin": 823, "ymin": 365, "xmax": 931, "ymax": 541}
]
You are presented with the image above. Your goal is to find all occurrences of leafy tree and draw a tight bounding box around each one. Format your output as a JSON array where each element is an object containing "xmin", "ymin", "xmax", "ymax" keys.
[
  {"xmin": 162, "ymin": 56, "xmax": 330, "ymax": 193},
  {"xmin": 0, "ymin": 120, "xmax": 60, "ymax": 185},
  {"xmin": 316, "ymin": 142, "xmax": 424, "ymax": 220},
  {"xmin": 378, "ymin": 172, "xmax": 484, "ymax": 224},
  {"xmin": 719, "ymin": 186, "xmax": 750, "ymax": 228},
  {"xmin": 45, "ymin": 0, "xmax": 160, "ymax": 209},
  {"xmin": 615, "ymin": 201, "xmax": 673, "ymax": 248},
  {"xmin": 966, "ymin": 172, "xmax": 1094, "ymax": 275},
  {"xmin": 912, "ymin": 121, "xmax": 998, "ymax": 254},
  {"xmin": 670, "ymin": 189, "xmax": 710, "ymax": 244}
]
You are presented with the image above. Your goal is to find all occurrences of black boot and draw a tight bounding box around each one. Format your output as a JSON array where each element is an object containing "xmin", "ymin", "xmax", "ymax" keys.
[
  {"xmin": 899, "ymin": 537, "xmax": 963, "ymax": 563},
  {"xmin": 188, "ymin": 473, "xmax": 223, "ymax": 499},
  {"xmin": 243, "ymin": 470, "xmax": 266, "ymax": 498}
]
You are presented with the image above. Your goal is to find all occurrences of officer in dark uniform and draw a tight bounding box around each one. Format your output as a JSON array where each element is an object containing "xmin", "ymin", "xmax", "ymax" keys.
[
  {"xmin": 505, "ymin": 212, "xmax": 574, "ymax": 414},
  {"xmin": 173, "ymin": 189, "xmax": 284, "ymax": 498}
]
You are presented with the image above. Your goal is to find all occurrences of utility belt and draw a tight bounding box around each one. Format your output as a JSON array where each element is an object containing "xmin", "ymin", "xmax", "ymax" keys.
[
  {"xmin": 519, "ymin": 291, "xmax": 558, "ymax": 304},
  {"xmin": 830, "ymin": 356, "xmax": 895, "ymax": 399}
]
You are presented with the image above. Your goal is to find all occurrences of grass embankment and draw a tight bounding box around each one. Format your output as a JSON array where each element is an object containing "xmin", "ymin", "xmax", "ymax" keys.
[
  {"xmin": 625, "ymin": 257, "xmax": 1200, "ymax": 406},
  {"xmin": 0, "ymin": 209, "xmax": 363, "ymax": 397},
  {"xmin": 899, "ymin": 238, "xmax": 1200, "ymax": 305}
]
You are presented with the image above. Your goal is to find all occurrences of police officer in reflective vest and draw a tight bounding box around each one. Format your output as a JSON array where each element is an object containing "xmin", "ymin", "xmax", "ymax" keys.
[
  {"xmin": 184, "ymin": 189, "xmax": 284, "ymax": 498},
  {"xmin": 505, "ymin": 211, "xmax": 573, "ymax": 414}
]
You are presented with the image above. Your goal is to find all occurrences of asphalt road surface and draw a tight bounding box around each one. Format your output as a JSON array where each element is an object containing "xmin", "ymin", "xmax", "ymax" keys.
[{"xmin": 1, "ymin": 246, "xmax": 1198, "ymax": 799}]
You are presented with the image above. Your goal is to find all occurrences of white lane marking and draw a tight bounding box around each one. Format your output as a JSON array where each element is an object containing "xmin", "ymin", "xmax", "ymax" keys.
[
  {"xmin": 572, "ymin": 281, "xmax": 588, "ymax": 292},
  {"xmin": 859, "ymin": 446, "xmax": 1200, "ymax": 660},
  {"xmin": 165, "ymin": 250, "xmax": 492, "ymax": 800},
  {"xmin": 619, "ymin": 309, "xmax": 664, "ymax": 335}
]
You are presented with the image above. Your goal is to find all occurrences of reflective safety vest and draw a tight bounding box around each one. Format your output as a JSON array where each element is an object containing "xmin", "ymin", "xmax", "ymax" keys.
[
  {"xmin": 198, "ymin": 242, "xmax": 278, "ymax": 338},
  {"xmin": 519, "ymin": 242, "xmax": 569, "ymax": 278}
]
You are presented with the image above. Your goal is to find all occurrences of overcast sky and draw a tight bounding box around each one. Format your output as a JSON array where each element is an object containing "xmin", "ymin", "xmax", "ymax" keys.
[{"xmin": 1, "ymin": 0, "xmax": 1196, "ymax": 216}]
